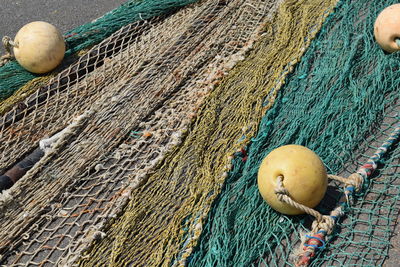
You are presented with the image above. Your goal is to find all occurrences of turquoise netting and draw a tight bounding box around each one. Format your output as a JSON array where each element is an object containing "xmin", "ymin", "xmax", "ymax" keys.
[{"xmin": 189, "ymin": 0, "xmax": 400, "ymax": 265}]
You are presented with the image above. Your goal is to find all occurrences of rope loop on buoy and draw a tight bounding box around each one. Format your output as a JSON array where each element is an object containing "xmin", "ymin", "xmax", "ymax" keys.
[
  {"xmin": 275, "ymin": 171, "xmax": 364, "ymax": 233},
  {"xmin": 275, "ymin": 175, "xmax": 324, "ymax": 222},
  {"xmin": 0, "ymin": 36, "xmax": 16, "ymax": 67},
  {"xmin": 275, "ymin": 173, "xmax": 367, "ymax": 266}
]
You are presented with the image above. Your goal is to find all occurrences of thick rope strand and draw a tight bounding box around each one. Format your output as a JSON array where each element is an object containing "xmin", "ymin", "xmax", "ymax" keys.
[
  {"xmin": 275, "ymin": 172, "xmax": 364, "ymax": 224},
  {"xmin": 0, "ymin": 36, "xmax": 15, "ymax": 67},
  {"xmin": 274, "ymin": 124, "xmax": 400, "ymax": 266},
  {"xmin": 275, "ymin": 176, "xmax": 324, "ymax": 221}
]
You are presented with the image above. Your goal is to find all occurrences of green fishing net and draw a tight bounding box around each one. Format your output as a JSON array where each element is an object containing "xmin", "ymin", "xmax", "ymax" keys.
[
  {"xmin": 0, "ymin": 0, "xmax": 197, "ymax": 100},
  {"xmin": 189, "ymin": 0, "xmax": 400, "ymax": 265}
]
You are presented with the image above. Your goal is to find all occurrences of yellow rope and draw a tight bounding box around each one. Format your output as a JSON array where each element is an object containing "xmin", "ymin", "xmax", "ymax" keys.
[{"xmin": 275, "ymin": 175, "xmax": 324, "ymax": 221}]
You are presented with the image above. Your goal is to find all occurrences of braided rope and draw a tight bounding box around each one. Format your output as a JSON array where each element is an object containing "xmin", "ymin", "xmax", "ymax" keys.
[
  {"xmin": 293, "ymin": 123, "xmax": 400, "ymax": 266},
  {"xmin": 274, "ymin": 124, "xmax": 400, "ymax": 266},
  {"xmin": 0, "ymin": 36, "xmax": 15, "ymax": 67},
  {"xmin": 328, "ymin": 173, "xmax": 363, "ymax": 190},
  {"xmin": 275, "ymin": 176, "xmax": 324, "ymax": 222},
  {"xmin": 276, "ymin": 172, "xmax": 364, "ymax": 225},
  {"xmin": 328, "ymin": 173, "xmax": 364, "ymax": 202}
]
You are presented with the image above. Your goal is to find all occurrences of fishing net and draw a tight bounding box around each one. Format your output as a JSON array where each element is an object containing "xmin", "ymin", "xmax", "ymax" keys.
[
  {"xmin": 0, "ymin": 0, "xmax": 287, "ymax": 265},
  {"xmin": 78, "ymin": 0, "xmax": 341, "ymax": 265},
  {"xmin": 188, "ymin": 0, "xmax": 400, "ymax": 266},
  {"xmin": 0, "ymin": 0, "xmax": 197, "ymax": 101},
  {"xmin": 0, "ymin": 0, "xmax": 399, "ymax": 266}
]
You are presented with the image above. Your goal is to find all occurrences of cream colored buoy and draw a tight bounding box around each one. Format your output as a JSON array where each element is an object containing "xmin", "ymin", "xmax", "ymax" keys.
[
  {"xmin": 374, "ymin": 4, "xmax": 400, "ymax": 53},
  {"xmin": 13, "ymin": 21, "xmax": 65, "ymax": 73},
  {"xmin": 257, "ymin": 145, "xmax": 328, "ymax": 215}
]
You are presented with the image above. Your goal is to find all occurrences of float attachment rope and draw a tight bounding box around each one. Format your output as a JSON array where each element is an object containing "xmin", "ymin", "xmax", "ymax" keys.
[
  {"xmin": 275, "ymin": 174, "xmax": 356, "ymax": 236},
  {"xmin": 275, "ymin": 176, "xmax": 326, "ymax": 222},
  {"xmin": 276, "ymin": 124, "xmax": 400, "ymax": 267},
  {"xmin": 0, "ymin": 36, "xmax": 16, "ymax": 67}
]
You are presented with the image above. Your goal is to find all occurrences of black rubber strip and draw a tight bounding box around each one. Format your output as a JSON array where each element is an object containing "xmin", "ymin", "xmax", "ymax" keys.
[
  {"xmin": 16, "ymin": 147, "xmax": 44, "ymax": 170},
  {"xmin": 0, "ymin": 175, "xmax": 14, "ymax": 192}
]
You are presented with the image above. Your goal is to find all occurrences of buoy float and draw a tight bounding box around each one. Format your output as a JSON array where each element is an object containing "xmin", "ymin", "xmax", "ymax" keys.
[
  {"xmin": 13, "ymin": 21, "xmax": 65, "ymax": 73},
  {"xmin": 374, "ymin": 4, "xmax": 400, "ymax": 53},
  {"xmin": 257, "ymin": 145, "xmax": 328, "ymax": 215}
]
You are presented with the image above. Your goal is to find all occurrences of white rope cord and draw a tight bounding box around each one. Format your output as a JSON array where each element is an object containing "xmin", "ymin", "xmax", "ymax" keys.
[{"xmin": 275, "ymin": 172, "xmax": 364, "ymax": 235}]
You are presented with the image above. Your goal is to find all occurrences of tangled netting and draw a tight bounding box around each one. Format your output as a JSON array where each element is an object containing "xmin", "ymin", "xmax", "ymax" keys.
[
  {"xmin": 189, "ymin": 0, "xmax": 400, "ymax": 266},
  {"xmin": 0, "ymin": 0, "xmax": 294, "ymax": 265},
  {"xmin": 0, "ymin": 0, "xmax": 197, "ymax": 101},
  {"xmin": 79, "ymin": 0, "xmax": 340, "ymax": 265},
  {"xmin": 0, "ymin": 0, "xmax": 399, "ymax": 266}
]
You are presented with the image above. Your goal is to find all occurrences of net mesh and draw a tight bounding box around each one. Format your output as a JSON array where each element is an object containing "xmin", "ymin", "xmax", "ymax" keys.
[
  {"xmin": 0, "ymin": 0, "xmax": 399, "ymax": 266},
  {"xmin": 0, "ymin": 0, "xmax": 288, "ymax": 265},
  {"xmin": 77, "ymin": 0, "xmax": 340, "ymax": 265},
  {"xmin": 188, "ymin": 0, "xmax": 400, "ymax": 266},
  {"xmin": 0, "ymin": 0, "xmax": 197, "ymax": 101}
]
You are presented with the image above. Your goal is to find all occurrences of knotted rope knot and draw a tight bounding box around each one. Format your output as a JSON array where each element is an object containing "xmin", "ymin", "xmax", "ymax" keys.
[
  {"xmin": 311, "ymin": 215, "xmax": 334, "ymax": 235},
  {"xmin": 0, "ymin": 36, "xmax": 16, "ymax": 67},
  {"xmin": 2, "ymin": 36, "xmax": 16, "ymax": 49},
  {"xmin": 347, "ymin": 173, "xmax": 363, "ymax": 190},
  {"xmin": 328, "ymin": 173, "xmax": 363, "ymax": 192}
]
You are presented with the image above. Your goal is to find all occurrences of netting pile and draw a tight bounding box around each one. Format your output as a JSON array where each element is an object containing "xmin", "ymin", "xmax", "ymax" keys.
[
  {"xmin": 0, "ymin": 0, "xmax": 287, "ymax": 265},
  {"xmin": 0, "ymin": 0, "xmax": 197, "ymax": 102},
  {"xmin": 188, "ymin": 0, "xmax": 400, "ymax": 265},
  {"xmin": 0, "ymin": 0, "xmax": 399, "ymax": 266}
]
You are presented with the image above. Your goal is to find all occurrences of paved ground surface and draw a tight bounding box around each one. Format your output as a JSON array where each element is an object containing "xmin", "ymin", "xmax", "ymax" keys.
[{"xmin": 0, "ymin": 0, "xmax": 126, "ymax": 53}]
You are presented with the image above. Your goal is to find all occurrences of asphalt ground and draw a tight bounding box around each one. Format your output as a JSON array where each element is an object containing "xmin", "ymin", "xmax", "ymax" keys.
[{"xmin": 0, "ymin": 0, "xmax": 126, "ymax": 53}]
